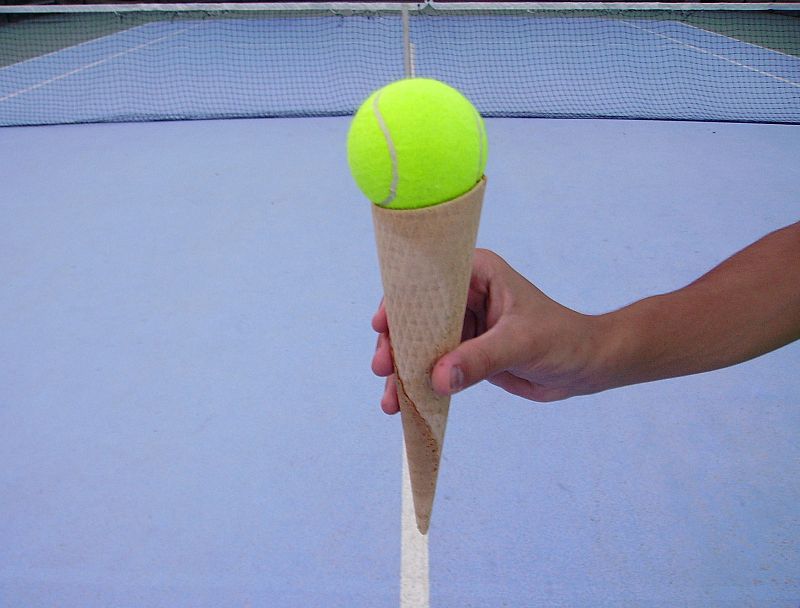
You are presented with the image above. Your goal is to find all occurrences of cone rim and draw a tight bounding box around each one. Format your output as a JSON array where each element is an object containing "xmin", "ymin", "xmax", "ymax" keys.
[{"xmin": 371, "ymin": 175, "xmax": 486, "ymax": 213}]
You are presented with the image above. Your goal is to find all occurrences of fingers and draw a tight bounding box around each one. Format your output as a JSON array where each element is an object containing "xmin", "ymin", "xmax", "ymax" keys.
[
  {"xmin": 388, "ymin": 248, "xmax": 517, "ymax": 397},
  {"xmin": 371, "ymin": 299, "xmax": 388, "ymax": 333},
  {"xmin": 372, "ymin": 304, "xmax": 398, "ymax": 414},
  {"xmin": 373, "ymin": 338, "xmax": 399, "ymax": 415},
  {"xmin": 374, "ymin": 248, "xmax": 521, "ymax": 409},
  {"xmin": 430, "ymin": 321, "xmax": 520, "ymax": 397},
  {"xmin": 431, "ymin": 331, "xmax": 494, "ymax": 396},
  {"xmin": 371, "ymin": 331, "xmax": 394, "ymax": 377},
  {"xmin": 380, "ymin": 375, "xmax": 400, "ymax": 414}
]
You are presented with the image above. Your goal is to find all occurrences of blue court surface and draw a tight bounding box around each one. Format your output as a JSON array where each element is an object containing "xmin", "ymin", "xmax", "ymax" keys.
[{"xmin": 1, "ymin": 115, "xmax": 799, "ymax": 606}]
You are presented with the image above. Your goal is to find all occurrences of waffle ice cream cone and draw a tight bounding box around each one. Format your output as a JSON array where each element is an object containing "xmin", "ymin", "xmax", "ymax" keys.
[{"xmin": 372, "ymin": 177, "xmax": 486, "ymax": 534}]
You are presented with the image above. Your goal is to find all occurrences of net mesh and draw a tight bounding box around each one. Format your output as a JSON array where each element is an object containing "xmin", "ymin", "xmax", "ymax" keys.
[{"xmin": 0, "ymin": 3, "xmax": 798, "ymax": 126}]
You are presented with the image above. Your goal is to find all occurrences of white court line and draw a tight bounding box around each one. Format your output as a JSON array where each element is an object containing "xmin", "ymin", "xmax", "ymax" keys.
[
  {"xmin": 0, "ymin": 20, "xmax": 147, "ymax": 72},
  {"xmin": 680, "ymin": 20, "xmax": 800, "ymax": 62},
  {"xmin": 399, "ymin": 14, "xmax": 428, "ymax": 604},
  {"xmin": 401, "ymin": 441, "xmax": 430, "ymax": 608},
  {"xmin": 625, "ymin": 20, "xmax": 800, "ymax": 88},
  {"xmin": 0, "ymin": 24, "xmax": 200, "ymax": 104}
]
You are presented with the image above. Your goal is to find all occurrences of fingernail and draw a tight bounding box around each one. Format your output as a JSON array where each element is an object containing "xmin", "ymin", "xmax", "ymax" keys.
[{"xmin": 450, "ymin": 366, "xmax": 464, "ymax": 393}]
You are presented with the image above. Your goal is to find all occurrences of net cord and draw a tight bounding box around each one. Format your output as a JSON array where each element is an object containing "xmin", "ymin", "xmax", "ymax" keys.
[{"xmin": 0, "ymin": 2, "xmax": 797, "ymax": 13}]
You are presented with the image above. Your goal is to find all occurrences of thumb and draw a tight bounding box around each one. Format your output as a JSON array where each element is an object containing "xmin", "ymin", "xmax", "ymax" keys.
[{"xmin": 431, "ymin": 325, "xmax": 518, "ymax": 396}]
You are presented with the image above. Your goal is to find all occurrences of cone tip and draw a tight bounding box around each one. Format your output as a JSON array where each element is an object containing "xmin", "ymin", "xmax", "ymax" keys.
[{"xmin": 416, "ymin": 515, "xmax": 430, "ymax": 535}]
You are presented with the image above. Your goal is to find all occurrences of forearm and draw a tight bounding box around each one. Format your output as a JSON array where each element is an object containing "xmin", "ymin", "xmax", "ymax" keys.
[{"xmin": 597, "ymin": 222, "xmax": 800, "ymax": 390}]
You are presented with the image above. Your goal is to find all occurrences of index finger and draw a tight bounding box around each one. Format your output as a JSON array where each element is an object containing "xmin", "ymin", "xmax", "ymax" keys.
[{"xmin": 371, "ymin": 298, "xmax": 388, "ymax": 333}]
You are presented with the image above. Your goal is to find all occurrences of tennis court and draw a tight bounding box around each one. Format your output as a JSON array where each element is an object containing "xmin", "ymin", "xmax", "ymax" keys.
[
  {"xmin": 1, "ymin": 3, "xmax": 799, "ymax": 606},
  {"xmin": 2, "ymin": 5, "xmax": 800, "ymax": 124}
]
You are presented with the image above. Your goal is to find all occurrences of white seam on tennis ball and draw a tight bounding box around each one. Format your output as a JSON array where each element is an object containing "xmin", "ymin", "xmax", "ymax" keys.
[{"xmin": 372, "ymin": 91, "xmax": 399, "ymax": 207}]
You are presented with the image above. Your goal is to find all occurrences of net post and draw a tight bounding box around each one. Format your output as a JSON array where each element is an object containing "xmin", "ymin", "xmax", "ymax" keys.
[{"xmin": 401, "ymin": 3, "xmax": 415, "ymax": 78}]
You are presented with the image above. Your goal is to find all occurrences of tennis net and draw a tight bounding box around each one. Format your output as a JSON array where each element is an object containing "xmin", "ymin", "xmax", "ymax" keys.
[{"xmin": 0, "ymin": 2, "xmax": 798, "ymax": 126}]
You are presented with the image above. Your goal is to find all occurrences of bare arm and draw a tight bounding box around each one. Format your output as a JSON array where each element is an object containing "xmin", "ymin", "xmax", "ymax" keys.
[
  {"xmin": 372, "ymin": 222, "xmax": 800, "ymax": 411},
  {"xmin": 598, "ymin": 221, "xmax": 800, "ymax": 391}
]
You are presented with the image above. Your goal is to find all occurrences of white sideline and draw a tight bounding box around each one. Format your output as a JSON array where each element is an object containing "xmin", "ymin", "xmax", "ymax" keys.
[{"xmin": 401, "ymin": 442, "xmax": 430, "ymax": 608}]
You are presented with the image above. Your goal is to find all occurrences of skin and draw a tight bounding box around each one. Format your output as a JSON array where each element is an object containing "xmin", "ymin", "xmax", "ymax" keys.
[{"xmin": 372, "ymin": 221, "xmax": 800, "ymax": 414}]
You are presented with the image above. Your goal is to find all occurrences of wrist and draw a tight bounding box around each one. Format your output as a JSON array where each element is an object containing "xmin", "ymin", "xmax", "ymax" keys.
[{"xmin": 583, "ymin": 306, "xmax": 641, "ymax": 394}]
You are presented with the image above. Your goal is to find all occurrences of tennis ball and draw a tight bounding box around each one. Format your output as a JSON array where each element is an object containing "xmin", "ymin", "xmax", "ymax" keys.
[{"xmin": 347, "ymin": 78, "xmax": 488, "ymax": 209}]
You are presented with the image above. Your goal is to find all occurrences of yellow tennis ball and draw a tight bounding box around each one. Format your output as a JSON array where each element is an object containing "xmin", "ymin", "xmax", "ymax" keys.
[{"xmin": 347, "ymin": 78, "xmax": 488, "ymax": 209}]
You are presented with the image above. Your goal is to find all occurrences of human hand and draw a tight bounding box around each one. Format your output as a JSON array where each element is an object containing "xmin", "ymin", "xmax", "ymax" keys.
[{"xmin": 371, "ymin": 249, "xmax": 613, "ymax": 413}]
